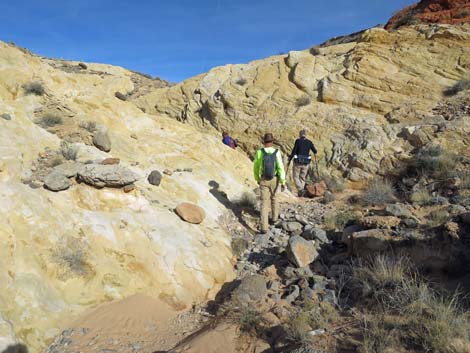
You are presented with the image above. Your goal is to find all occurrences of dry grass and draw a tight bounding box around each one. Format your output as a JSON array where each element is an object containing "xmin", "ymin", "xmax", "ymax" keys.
[
  {"xmin": 296, "ymin": 95, "xmax": 311, "ymax": 107},
  {"xmin": 361, "ymin": 179, "xmax": 396, "ymax": 206},
  {"xmin": 36, "ymin": 113, "xmax": 63, "ymax": 128},
  {"xmin": 444, "ymin": 79, "xmax": 470, "ymax": 96},
  {"xmin": 23, "ymin": 81, "xmax": 45, "ymax": 96},
  {"xmin": 52, "ymin": 237, "xmax": 90, "ymax": 278},
  {"xmin": 234, "ymin": 191, "xmax": 257, "ymax": 210},
  {"xmin": 410, "ymin": 146, "xmax": 458, "ymax": 180},
  {"xmin": 427, "ymin": 209, "xmax": 449, "ymax": 228},
  {"xmin": 410, "ymin": 189, "xmax": 433, "ymax": 206},
  {"xmin": 235, "ymin": 78, "xmax": 247, "ymax": 86},
  {"xmin": 322, "ymin": 174, "xmax": 345, "ymax": 193}
]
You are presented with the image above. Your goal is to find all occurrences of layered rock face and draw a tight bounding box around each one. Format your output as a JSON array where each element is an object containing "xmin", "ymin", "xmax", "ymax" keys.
[
  {"xmin": 386, "ymin": 0, "xmax": 470, "ymax": 30},
  {"xmin": 0, "ymin": 42, "xmax": 254, "ymax": 351},
  {"xmin": 135, "ymin": 24, "xmax": 470, "ymax": 181}
]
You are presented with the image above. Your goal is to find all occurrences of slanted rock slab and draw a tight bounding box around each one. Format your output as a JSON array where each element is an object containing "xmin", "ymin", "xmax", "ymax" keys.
[
  {"xmin": 77, "ymin": 164, "xmax": 137, "ymax": 188},
  {"xmin": 92, "ymin": 130, "xmax": 111, "ymax": 152},
  {"xmin": 175, "ymin": 202, "xmax": 205, "ymax": 224},
  {"xmin": 287, "ymin": 235, "xmax": 318, "ymax": 268},
  {"xmin": 44, "ymin": 171, "xmax": 72, "ymax": 191},
  {"xmin": 52, "ymin": 161, "xmax": 83, "ymax": 178}
]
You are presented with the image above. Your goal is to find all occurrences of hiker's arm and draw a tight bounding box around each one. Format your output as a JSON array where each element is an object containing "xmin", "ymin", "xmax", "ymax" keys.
[
  {"xmin": 253, "ymin": 150, "xmax": 262, "ymax": 183},
  {"xmin": 276, "ymin": 152, "xmax": 286, "ymax": 185},
  {"xmin": 288, "ymin": 140, "xmax": 298, "ymax": 162},
  {"xmin": 310, "ymin": 141, "xmax": 318, "ymax": 155}
]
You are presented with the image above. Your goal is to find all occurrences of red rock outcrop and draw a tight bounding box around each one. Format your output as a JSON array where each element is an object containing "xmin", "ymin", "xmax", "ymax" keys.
[{"xmin": 385, "ymin": 0, "xmax": 470, "ymax": 30}]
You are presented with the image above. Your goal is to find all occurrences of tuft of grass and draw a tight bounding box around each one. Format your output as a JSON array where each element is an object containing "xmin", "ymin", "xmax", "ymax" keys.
[
  {"xmin": 22, "ymin": 81, "xmax": 45, "ymax": 96},
  {"xmin": 296, "ymin": 95, "xmax": 311, "ymax": 108},
  {"xmin": 36, "ymin": 113, "xmax": 63, "ymax": 128},
  {"xmin": 410, "ymin": 189, "xmax": 433, "ymax": 206},
  {"xmin": 324, "ymin": 210, "xmax": 357, "ymax": 231},
  {"xmin": 238, "ymin": 307, "xmax": 262, "ymax": 333},
  {"xmin": 79, "ymin": 120, "xmax": 97, "ymax": 133},
  {"xmin": 234, "ymin": 191, "xmax": 257, "ymax": 210},
  {"xmin": 444, "ymin": 79, "xmax": 470, "ymax": 96},
  {"xmin": 361, "ymin": 179, "xmax": 396, "ymax": 206},
  {"xmin": 458, "ymin": 171, "xmax": 470, "ymax": 190},
  {"xmin": 235, "ymin": 78, "xmax": 247, "ymax": 86},
  {"xmin": 409, "ymin": 145, "xmax": 458, "ymax": 180},
  {"xmin": 52, "ymin": 237, "xmax": 90, "ymax": 277},
  {"xmin": 427, "ymin": 209, "xmax": 449, "ymax": 228},
  {"xmin": 60, "ymin": 141, "xmax": 79, "ymax": 161},
  {"xmin": 322, "ymin": 174, "xmax": 345, "ymax": 193},
  {"xmin": 231, "ymin": 238, "xmax": 249, "ymax": 258}
]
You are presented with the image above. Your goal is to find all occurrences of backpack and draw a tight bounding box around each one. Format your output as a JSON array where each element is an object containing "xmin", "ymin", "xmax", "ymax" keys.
[{"xmin": 262, "ymin": 149, "xmax": 278, "ymax": 180}]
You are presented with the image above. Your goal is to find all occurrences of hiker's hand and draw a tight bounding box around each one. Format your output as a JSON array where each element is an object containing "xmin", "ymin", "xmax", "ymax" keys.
[{"xmin": 281, "ymin": 185, "xmax": 286, "ymax": 192}]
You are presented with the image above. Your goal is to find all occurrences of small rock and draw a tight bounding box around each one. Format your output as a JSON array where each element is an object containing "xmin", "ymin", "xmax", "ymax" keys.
[
  {"xmin": 93, "ymin": 130, "xmax": 112, "ymax": 152},
  {"xmin": 322, "ymin": 289, "xmax": 337, "ymax": 306},
  {"xmin": 115, "ymin": 91, "xmax": 127, "ymax": 101},
  {"xmin": 430, "ymin": 195, "xmax": 449, "ymax": 206},
  {"xmin": 44, "ymin": 171, "xmax": 72, "ymax": 191},
  {"xmin": 385, "ymin": 203, "xmax": 413, "ymax": 218},
  {"xmin": 1, "ymin": 113, "xmax": 12, "ymax": 120},
  {"xmin": 306, "ymin": 328, "xmax": 326, "ymax": 337},
  {"xmin": 305, "ymin": 180, "xmax": 328, "ymax": 198},
  {"xmin": 148, "ymin": 170, "xmax": 162, "ymax": 186},
  {"xmin": 184, "ymin": 168, "xmax": 193, "ymax": 172},
  {"xmin": 294, "ymin": 215, "xmax": 309, "ymax": 225},
  {"xmin": 402, "ymin": 218, "xmax": 419, "ymax": 228},
  {"xmin": 52, "ymin": 161, "xmax": 83, "ymax": 178},
  {"xmin": 284, "ymin": 285, "xmax": 300, "ymax": 304},
  {"xmin": 286, "ymin": 235, "xmax": 319, "ymax": 268},
  {"xmin": 302, "ymin": 225, "xmax": 328, "ymax": 243},
  {"xmin": 232, "ymin": 275, "xmax": 267, "ymax": 305},
  {"xmin": 123, "ymin": 184, "xmax": 135, "ymax": 193},
  {"xmin": 163, "ymin": 169, "xmax": 173, "ymax": 176},
  {"xmin": 101, "ymin": 158, "xmax": 120, "ymax": 165},
  {"xmin": 130, "ymin": 133, "xmax": 138, "ymax": 140},
  {"xmin": 78, "ymin": 62, "xmax": 88, "ymax": 70},
  {"xmin": 175, "ymin": 202, "xmax": 205, "ymax": 224},
  {"xmin": 282, "ymin": 221, "xmax": 303, "ymax": 233},
  {"xmin": 77, "ymin": 164, "xmax": 137, "ymax": 188}
]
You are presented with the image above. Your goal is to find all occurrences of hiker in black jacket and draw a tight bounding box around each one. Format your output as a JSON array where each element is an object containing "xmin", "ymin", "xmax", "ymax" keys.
[{"xmin": 288, "ymin": 129, "xmax": 317, "ymax": 195}]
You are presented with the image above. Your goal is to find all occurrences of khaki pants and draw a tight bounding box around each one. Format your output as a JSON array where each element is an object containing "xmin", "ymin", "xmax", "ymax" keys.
[
  {"xmin": 293, "ymin": 163, "xmax": 310, "ymax": 192},
  {"xmin": 259, "ymin": 178, "xmax": 279, "ymax": 233}
]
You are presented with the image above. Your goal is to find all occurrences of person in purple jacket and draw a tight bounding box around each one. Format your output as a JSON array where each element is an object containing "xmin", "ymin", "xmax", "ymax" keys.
[{"xmin": 222, "ymin": 131, "xmax": 238, "ymax": 149}]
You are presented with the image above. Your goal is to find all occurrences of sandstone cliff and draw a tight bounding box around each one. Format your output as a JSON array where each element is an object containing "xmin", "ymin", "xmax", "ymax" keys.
[
  {"xmin": 135, "ymin": 24, "xmax": 470, "ymax": 182},
  {"xmin": 0, "ymin": 42, "xmax": 255, "ymax": 351}
]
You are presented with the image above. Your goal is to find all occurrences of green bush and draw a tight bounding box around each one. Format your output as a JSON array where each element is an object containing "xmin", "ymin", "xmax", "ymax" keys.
[
  {"xmin": 23, "ymin": 81, "xmax": 45, "ymax": 96},
  {"xmin": 444, "ymin": 79, "xmax": 470, "ymax": 96},
  {"xmin": 36, "ymin": 114, "xmax": 63, "ymax": 128},
  {"xmin": 410, "ymin": 189, "xmax": 433, "ymax": 206},
  {"xmin": 427, "ymin": 209, "xmax": 449, "ymax": 227},
  {"xmin": 410, "ymin": 146, "xmax": 458, "ymax": 180},
  {"xmin": 361, "ymin": 179, "xmax": 396, "ymax": 206}
]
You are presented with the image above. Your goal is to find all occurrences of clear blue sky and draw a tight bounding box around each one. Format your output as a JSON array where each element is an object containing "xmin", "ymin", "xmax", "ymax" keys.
[{"xmin": 1, "ymin": 0, "xmax": 415, "ymax": 82}]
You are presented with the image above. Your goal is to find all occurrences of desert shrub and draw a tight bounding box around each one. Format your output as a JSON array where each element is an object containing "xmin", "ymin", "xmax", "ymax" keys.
[
  {"xmin": 310, "ymin": 47, "xmax": 321, "ymax": 55},
  {"xmin": 22, "ymin": 81, "xmax": 45, "ymax": 96},
  {"xmin": 427, "ymin": 209, "xmax": 449, "ymax": 227},
  {"xmin": 237, "ymin": 307, "xmax": 263, "ymax": 334},
  {"xmin": 36, "ymin": 113, "xmax": 63, "ymax": 128},
  {"xmin": 444, "ymin": 79, "xmax": 470, "ymax": 96},
  {"xmin": 52, "ymin": 237, "xmax": 90, "ymax": 277},
  {"xmin": 296, "ymin": 95, "xmax": 311, "ymax": 107},
  {"xmin": 360, "ymin": 316, "xmax": 400, "ymax": 353},
  {"xmin": 410, "ymin": 189, "xmax": 433, "ymax": 206},
  {"xmin": 235, "ymin": 78, "xmax": 247, "ymax": 86},
  {"xmin": 458, "ymin": 171, "xmax": 470, "ymax": 190},
  {"xmin": 324, "ymin": 210, "xmax": 357, "ymax": 231},
  {"xmin": 234, "ymin": 191, "xmax": 257, "ymax": 209},
  {"xmin": 79, "ymin": 120, "xmax": 97, "ymax": 132},
  {"xmin": 231, "ymin": 238, "xmax": 249, "ymax": 257},
  {"xmin": 361, "ymin": 179, "xmax": 396, "ymax": 206},
  {"xmin": 60, "ymin": 141, "xmax": 79, "ymax": 161},
  {"xmin": 409, "ymin": 145, "xmax": 458, "ymax": 180},
  {"xmin": 322, "ymin": 174, "xmax": 345, "ymax": 193}
]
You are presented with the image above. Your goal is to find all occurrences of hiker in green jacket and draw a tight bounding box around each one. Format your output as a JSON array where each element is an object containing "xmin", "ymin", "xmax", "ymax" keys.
[{"xmin": 253, "ymin": 133, "xmax": 286, "ymax": 233}]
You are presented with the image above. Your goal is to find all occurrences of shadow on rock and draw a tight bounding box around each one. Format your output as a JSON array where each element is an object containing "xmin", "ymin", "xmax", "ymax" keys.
[{"xmin": 1, "ymin": 344, "xmax": 28, "ymax": 353}]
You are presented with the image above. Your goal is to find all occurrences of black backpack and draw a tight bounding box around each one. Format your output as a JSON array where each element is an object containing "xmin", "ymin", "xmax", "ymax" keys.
[{"xmin": 262, "ymin": 149, "xmax": 278, "ymax": 180}]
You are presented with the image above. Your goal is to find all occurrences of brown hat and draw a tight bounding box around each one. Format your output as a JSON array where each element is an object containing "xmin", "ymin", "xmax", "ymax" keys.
[{"xmin": 263, "ymin": 133, "xmax": 274, "ymax": 143}]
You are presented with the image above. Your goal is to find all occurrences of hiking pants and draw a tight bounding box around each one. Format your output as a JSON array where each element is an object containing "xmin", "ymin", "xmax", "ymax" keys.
[
  {"xmin": 293, "ymin": 163, "xmax": 310, "ymax": 192},
  {"xmin": 259, "ymin": 178, "xmax": 279, "ymax": 233}
]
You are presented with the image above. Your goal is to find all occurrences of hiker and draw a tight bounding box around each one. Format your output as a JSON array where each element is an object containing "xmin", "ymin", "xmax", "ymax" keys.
[
  {"xmin": 253, "ymin": 133, "xmax": 286, "ymax": 233},
  {"xmin": 288, "ymin": 129, "xmax": 318, "ymax": 195},
  {"xmin": 222, "ymin": 131, "xmax": 238, "ymax": 149}
]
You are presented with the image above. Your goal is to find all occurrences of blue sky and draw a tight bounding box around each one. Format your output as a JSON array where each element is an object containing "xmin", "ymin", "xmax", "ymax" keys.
[{"xmin": 1, "ymin": 0, "xmax": 414, "ymax": 82}]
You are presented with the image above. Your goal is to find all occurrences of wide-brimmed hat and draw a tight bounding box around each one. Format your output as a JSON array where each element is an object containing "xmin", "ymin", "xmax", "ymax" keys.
[{"xmin": 263, "ymin": 133, "xmax": 274, "ymax": 143}]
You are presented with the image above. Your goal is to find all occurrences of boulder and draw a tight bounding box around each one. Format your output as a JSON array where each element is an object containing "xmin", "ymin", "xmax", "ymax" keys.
[
  {"xmin": 305, "ymin": 181, "xmax": 327, "ymax": 198},
  {"xmin": 52, "ymin": 162, "xmax": 83, "ymax": 178},
  {"xmin": 92, "ymin": 130, "xmax": 111, "ymax": 152},
  {"xmin": 302, "ymin": 225, "xmax": 328, "ymax": 243},
  {"xmin": 148, "ymin": 170, "xmax": 162, "ymax": 186},
  {"xmin": 175, "ymin": 202, "xmax": 205, "ymax": 224},
  {"xmin": 286, "ymin": 235, "xmax": 319, "ymax": 268},
  {"xmin": 44, "ymin": 171, "xmax": 72, "ymax": 191},
  {"xmin": 385, "ymin": 203, "xmax": 413, "ymax": 219},
  {"xmin": 115, "ymin": 91, "xmax": 127, "ymax": 101},
  {"xmin": 351, "ymin": 229, "xmax": 393, "ymax": 256},
  {"xmin": 282, "ymin": 221, "xmax": 303, "ymax": 233},
  {"xmin": 231, "ymin": 275, "xmax": 267, "ymax": 305},
  {"xmin": 77, "ymin": 164, "xmax": 137, "ymax": 188},
  {"xmin": 1, "ymin": 113, "xmax": 12, "ymax": 120},
  {"xmin": 101, "ymin": 158, "xmax": 120, "ymax": 165}
]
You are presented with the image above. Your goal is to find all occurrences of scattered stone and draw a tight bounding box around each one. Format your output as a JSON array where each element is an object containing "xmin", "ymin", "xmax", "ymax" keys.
[
  {"xmin": 282, "ymin": 221, "xmax": 303, "ymax": 233},
  {"xmin": 52, "ymin": 161, "xmax": 83, "ymax": 178},
  {"xmin": 286, "ymin": 235, "xmax": 319, "ymax": 268},
  {"xmin": 78, "ymin": 62, "xmax": 88, "ymax": 70},
  {"xmin": 115, "ymin": 91, "xmax": 127, "ymax": 101},
  {"xmin": 322, "ymin": 289, "xmax": 338, "ymax": 305},
  {"xmin": 295, "ymin": 215, "xmax": 309, "ymax": 225},
  {"xmin": 130, "ymin": 133, "xmax": 138, "ymax": 140},
  {"xmin": 123, "ymin": 184, "xmax": 135, "ymax": 193},
  {"xmin": 360, "ymin": 215, "xmax": 401, "ymax": 229},
  {"xmin": 1, "ymin": 113, "xmax": 12, "ymax": 120},
  {"xmin": 284, "ymin": 285, "xmax": 300, "ymax": 304},
  {"xmin": 163, "ymin": 169, "xmax": 173, "ymax": 176},
  {"xmin": 101, "ymin": 158, "xmax": 120, "ymax": 165},
  {"xmin": 302, "ymin": 225, "xmax": 328, "ymax": 243},
  {"xmin": 147, "ymin": 170, "xmax": 162, "ymax": 186},
  {"xmin": 385, "ymin": 203, "xmax": 413, "ymax": 218},
  {"xmin": 93, "ymin": 130, "xmax": 112, "ymax": 152},
  {"xmin": 306, "ymin": 328, "xmax": 326, "ymax": 337},
  {"xmin": 44, "ymin": 171, "xmax": 72, "ymax": 191},
  {"xmin": 77, "ymin": 164, "xmax": 137, "ymax": 188},
  {"xmin": 175, "ymin": 202, "xmax": 205, "ymax": 224},
  {"xmin": 305, "ymin": 181, "xmax": 328, "ymax": 198},
  {"xmin": 232, "ymin": 275, "xmax": 267, "ymax": 305},
  {"xmin": 184, "ymin": 168, "xmax": 193, "ymax": 172}
]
